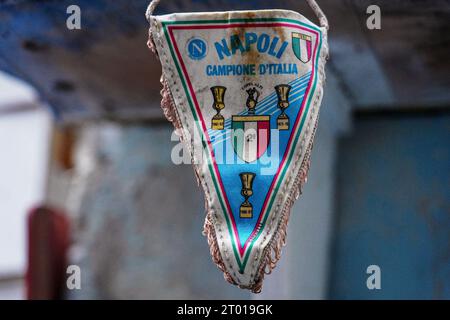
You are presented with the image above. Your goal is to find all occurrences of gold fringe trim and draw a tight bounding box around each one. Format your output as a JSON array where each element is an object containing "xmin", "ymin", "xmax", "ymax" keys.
[{"xmin": 202, "ymin": 209, "xmax": 236, "ymax": 286}]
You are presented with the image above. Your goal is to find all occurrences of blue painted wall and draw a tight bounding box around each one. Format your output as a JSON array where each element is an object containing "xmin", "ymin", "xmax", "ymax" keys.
[{"xmin": 330, "ymin": 112, "xmax": 450, "ymax": 299}]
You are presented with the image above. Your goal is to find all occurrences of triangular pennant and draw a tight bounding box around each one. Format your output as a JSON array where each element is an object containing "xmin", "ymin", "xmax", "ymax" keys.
[{"xmin": 147, "ymin": 4, "xmax": 328, "ymax": 292}]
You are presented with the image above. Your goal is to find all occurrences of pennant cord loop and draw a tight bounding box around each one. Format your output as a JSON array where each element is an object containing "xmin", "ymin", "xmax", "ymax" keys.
[{"xmin": 146, "ymin": 0, "xmax": 328, "ymax": 29}]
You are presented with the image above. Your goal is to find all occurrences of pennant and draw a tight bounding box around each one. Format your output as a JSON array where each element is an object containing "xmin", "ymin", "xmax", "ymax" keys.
[{"xmin": 146, "ymin": 1, "xmax": 329, "ymax": 292}]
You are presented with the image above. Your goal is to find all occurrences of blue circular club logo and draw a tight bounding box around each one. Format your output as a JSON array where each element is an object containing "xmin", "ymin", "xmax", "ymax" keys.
[{"xmin": 186, "ymin": 37, "xmax": 208, "ymax": 60}]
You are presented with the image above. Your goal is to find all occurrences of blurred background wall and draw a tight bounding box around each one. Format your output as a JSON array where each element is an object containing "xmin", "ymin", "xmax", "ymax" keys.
[{"xmin": 0, "ymin": 0, "xmax": 448, "ymax": 299}]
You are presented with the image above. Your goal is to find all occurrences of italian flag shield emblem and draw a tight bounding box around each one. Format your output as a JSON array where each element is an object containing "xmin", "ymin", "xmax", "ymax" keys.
[
  {"xmin": 147, "ymin": 5, "xmax": 329, "ymax": 292},
  {"xmin": 292, "ymin": 32, "xmax": 313, "ymax": 63},
  {"xmin": 232, "ymin": 115, "xmax": 270, "ymax": 163}
]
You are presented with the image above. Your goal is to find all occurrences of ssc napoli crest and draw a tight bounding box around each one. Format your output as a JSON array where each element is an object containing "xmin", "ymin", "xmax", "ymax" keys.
[{"xmin": 186, "ymin": 37, "xmax": 208, "ymax": 60}]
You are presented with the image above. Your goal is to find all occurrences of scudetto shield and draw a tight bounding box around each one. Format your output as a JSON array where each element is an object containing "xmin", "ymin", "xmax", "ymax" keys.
[{"xmin": 146, "ymin": 0, "xmax": 329, "ymax": 292}]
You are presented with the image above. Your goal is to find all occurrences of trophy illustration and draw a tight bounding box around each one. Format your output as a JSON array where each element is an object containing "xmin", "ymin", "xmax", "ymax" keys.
[
  {"xmin": 211, "ymin": 86, "xmax": 226, "ymax": 130},
  {"xmin": 239, "ymin": 172, "xmax": 256, "ymax": 219},
  {"xmin": 245, "ymin": 87, "xmax": 260, "ymax": 115},
  {"xmin": 275, "ymin": 84, "xmax": 292, "ymax": 130}
]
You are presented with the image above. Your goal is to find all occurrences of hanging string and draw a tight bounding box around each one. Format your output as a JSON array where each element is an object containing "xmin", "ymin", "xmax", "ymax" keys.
[
  {"xmin": 145, "ymin": 0, "xmax": 161, "ymax": 21},
  {"xmin": 146, "ymin": 0, "xmax": 328, "ymax": 30},
  {"xmin": 305, "ymin": 0, "xmax": 329, "ymax": 30}
]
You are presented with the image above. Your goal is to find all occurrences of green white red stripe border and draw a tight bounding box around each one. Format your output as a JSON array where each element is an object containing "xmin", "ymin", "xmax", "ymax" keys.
[{"xmin": 161, "ymin": 17, "xmax": 323, "ymax": 272}]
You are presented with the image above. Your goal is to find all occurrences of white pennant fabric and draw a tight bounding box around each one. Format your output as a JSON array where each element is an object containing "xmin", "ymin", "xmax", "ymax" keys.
[{"xmin": 146, "ymin": 0, "xmax": 329, "ymax": 292}]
